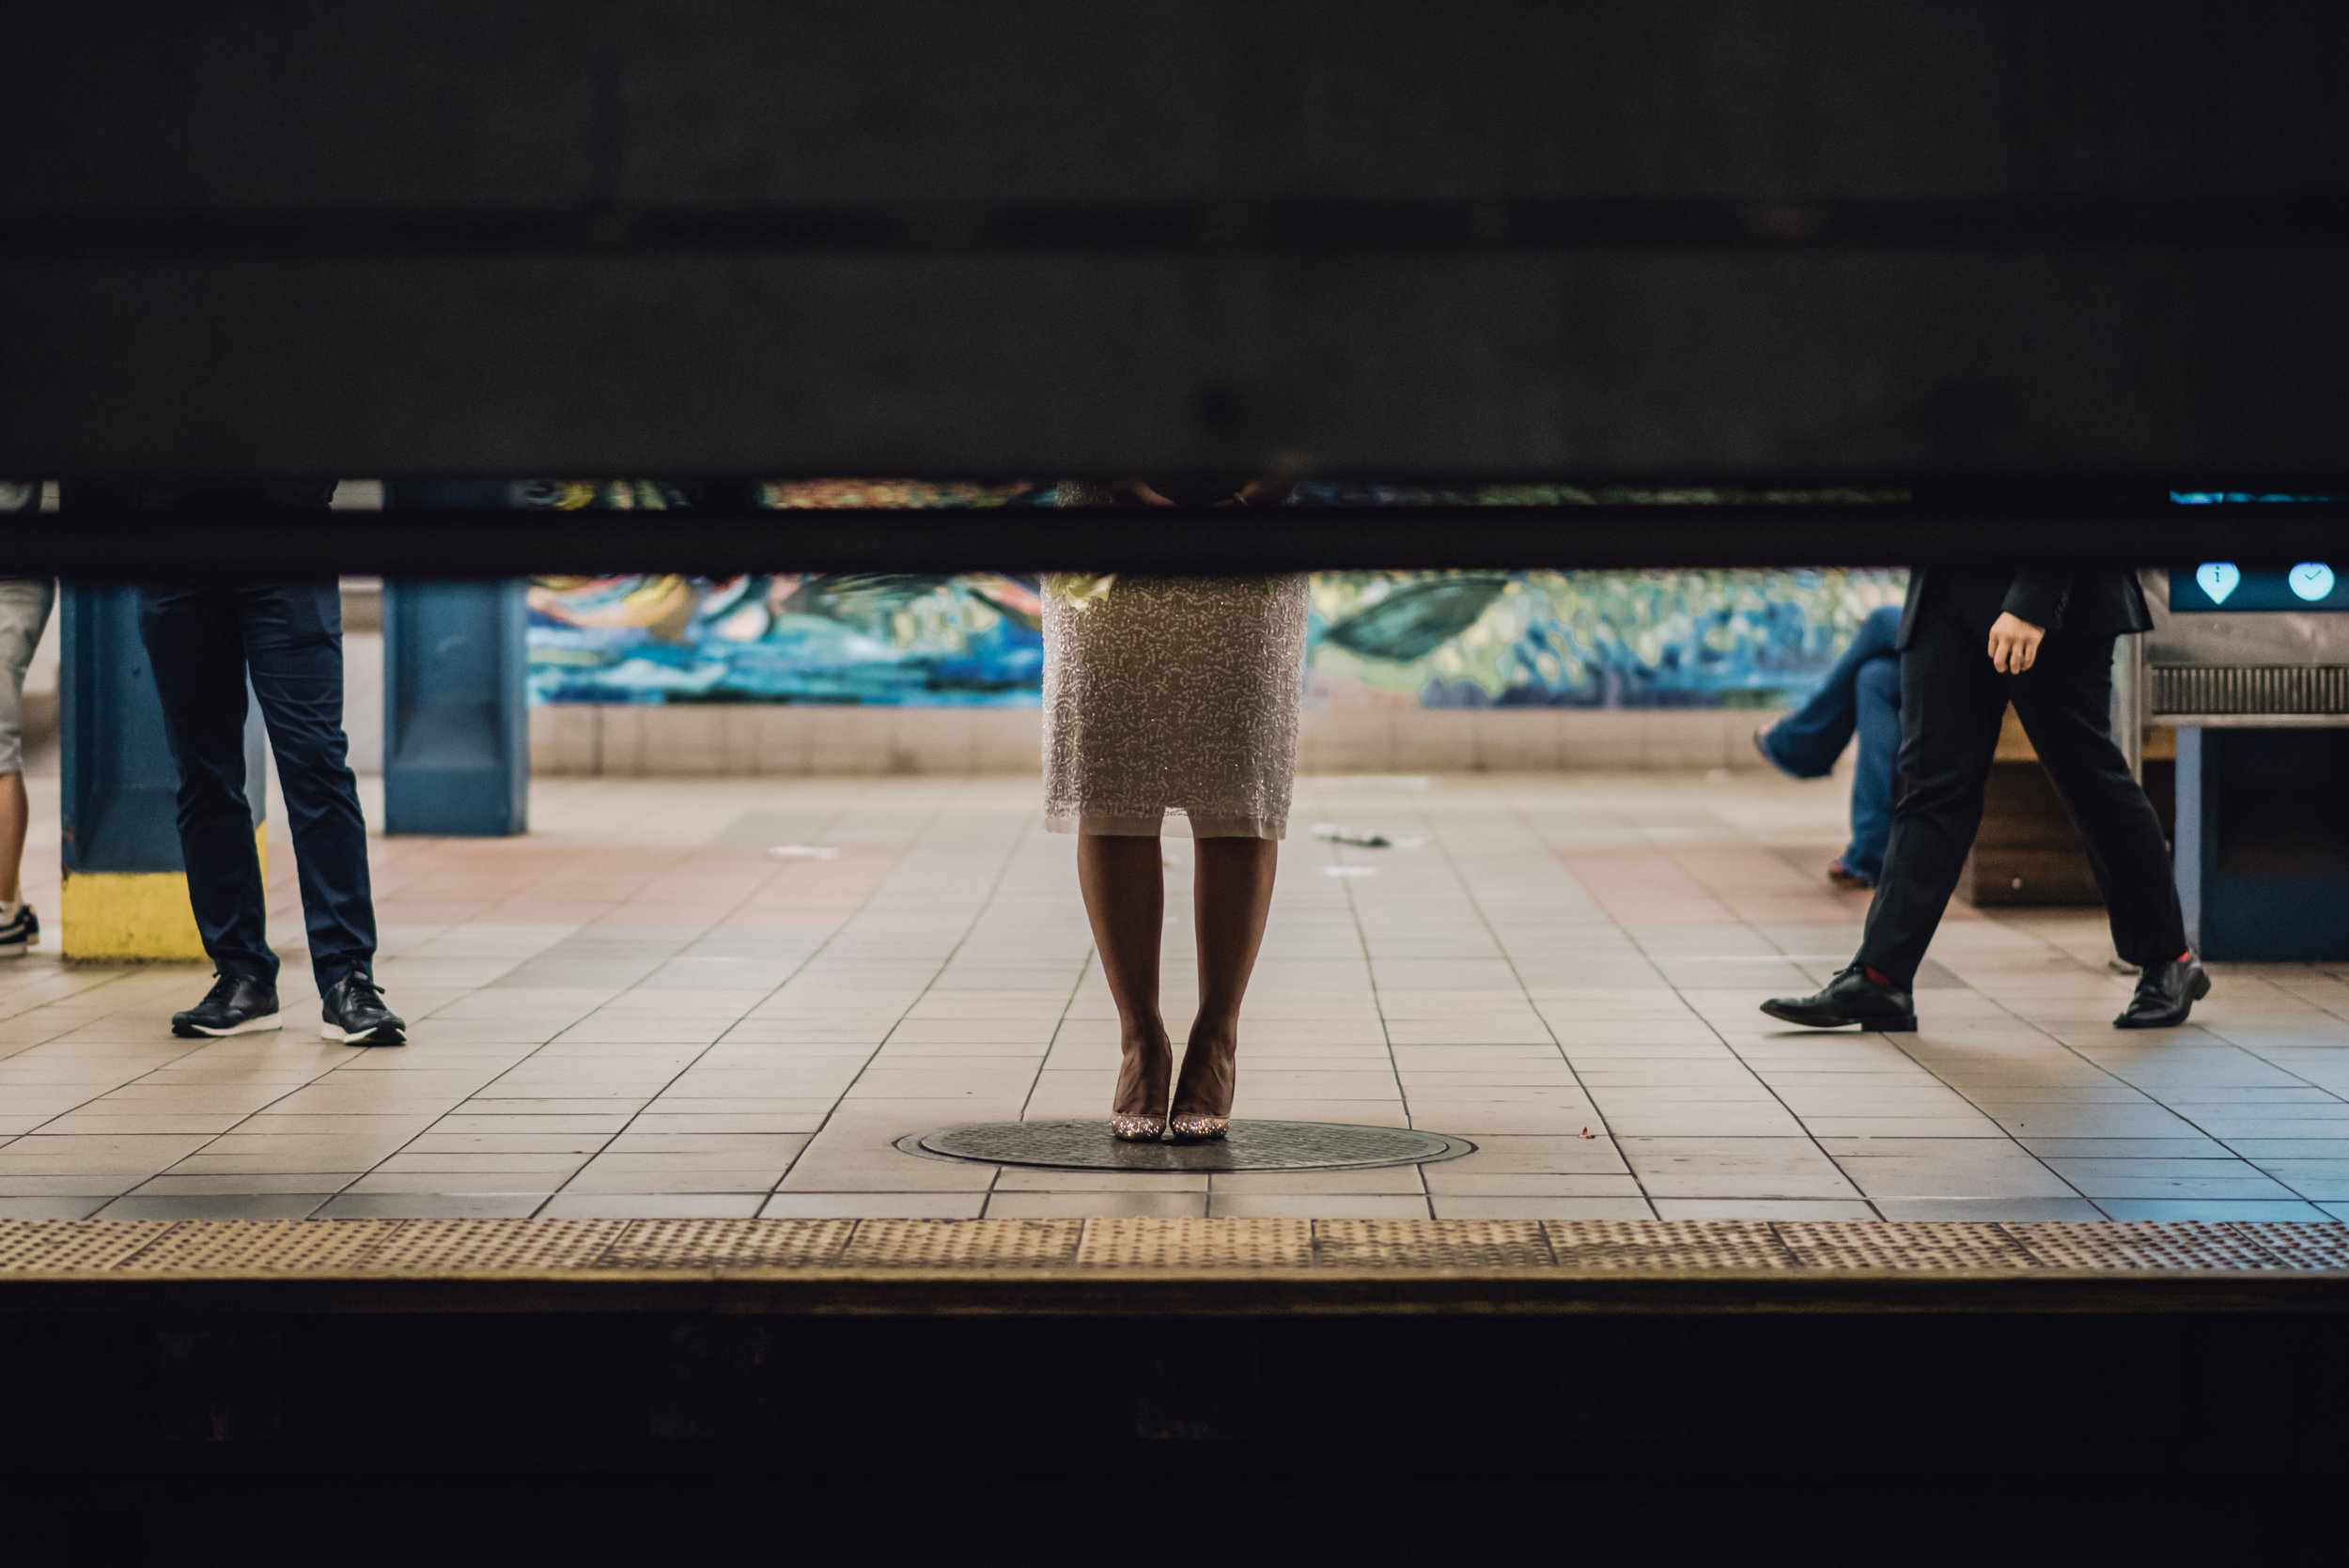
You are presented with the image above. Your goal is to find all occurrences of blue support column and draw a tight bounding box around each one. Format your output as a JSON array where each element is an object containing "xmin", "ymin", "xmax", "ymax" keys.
[
  {"xmin": 2175, "ymin": 724, "xmax": 2349, "ymax": 961},
  {"xmin": 60, "ymin": 584, "xmax": 265, "ymax": 959},
  {"xmin": 381, "ymin": 581, "xmax": 529, "ymax": 836}
]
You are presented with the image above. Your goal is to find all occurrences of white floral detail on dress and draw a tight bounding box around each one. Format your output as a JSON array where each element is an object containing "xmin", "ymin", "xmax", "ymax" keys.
[{"xmin": 1043, "ymin": 572, "xmax": 1117, "ymax": 610}]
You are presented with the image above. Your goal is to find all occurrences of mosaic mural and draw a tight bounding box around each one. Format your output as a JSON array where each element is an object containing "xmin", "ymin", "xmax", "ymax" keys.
[{"xmin": 524, "ymin": 481, "xmax": 1907, "ymax": 710}]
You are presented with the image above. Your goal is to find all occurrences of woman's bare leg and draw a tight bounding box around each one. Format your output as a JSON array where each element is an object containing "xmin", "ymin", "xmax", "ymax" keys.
[
  {"xmin": 0, "ymin": 771, "xmax": 27, "ymax": 904},
  {"xmin": 1172, "ymin": 836, "xmax": 1278, "ymax": 1123},
  {"xmin": 1078, "ymin": 833, "xmax": 1172, "ymax": 1125}
]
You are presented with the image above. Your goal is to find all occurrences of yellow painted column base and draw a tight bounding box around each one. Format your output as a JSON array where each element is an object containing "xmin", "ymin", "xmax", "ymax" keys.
[{"xmin": 61, "ymin": 827, "xmax": 269, "ymax": 962}]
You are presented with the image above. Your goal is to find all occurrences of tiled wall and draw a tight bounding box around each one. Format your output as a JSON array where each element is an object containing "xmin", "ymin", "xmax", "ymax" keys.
[
  {"xmin": 528, "ymin": 705, "xmax": 1791, "ymax": 777},
  {"xmin": 1295, "ymin": 708, "xmax": 1789, "ymax": 774},
  {"xmin": 530, "ymin": 704, "xmax": 1042, "ymax": 777}
]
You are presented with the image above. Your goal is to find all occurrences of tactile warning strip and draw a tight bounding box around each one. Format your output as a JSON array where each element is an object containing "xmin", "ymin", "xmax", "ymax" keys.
[
  {"xmin": 112, "ymin": 1219, "xmax": 400, "ymax": 1273},
  {"xmin": 0, "ymin": 1218, "xmax": 2345, "ymax": 1276},
  {"xmin": 0, "ymin": 1219, "xmax": 171, "ymax": 1273},
  {"xmin": 1314, "ymin": 1219, "xmax": 1553, "ymax": 1269},
  {"xmin": 600, "ymin": 1218, "xmax": 855, "ymax": 1269},
  {"xmin": 366, "ymin": 1218, "xmax": 628, "ymax": 1272},
  {"xmin": 1544, "ymin": 1219, "xmax": 1799, "ymax": 1271},
  {"xmin": 843, "ymin": 1219, "xmax": 1080, "ymax": 1267},
  {"xmin": 2230, "ymin": 1221, "xmax": 2349, "ymax": 1270},
  {"xmin": 2001, "ymin": 1220, "xmax": 2287, "ymax": 1272},
  {"xmin": 1075, "ymin": 1218, "xmax": 1315, "ymax": 1268},
  {"xmin": 1777, "ymin": 1221, "xmax": 2041, "ymax": 1272}
]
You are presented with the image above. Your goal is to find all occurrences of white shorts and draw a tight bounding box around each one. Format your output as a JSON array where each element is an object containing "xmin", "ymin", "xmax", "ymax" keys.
[{"xmin": 0, "ymin": 580, "xmax": 55, "ymax": 774}]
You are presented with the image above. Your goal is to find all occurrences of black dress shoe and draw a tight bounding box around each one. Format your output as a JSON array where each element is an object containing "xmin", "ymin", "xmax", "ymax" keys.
[
  {"xmin": 171, "ymin": 972, "xmax": 283, "ymax": 1038},
  {"xmin": 1760, "ymin": 966, "xmax": 1917, "ymax": 1032},
  {"xmin": 2114, "ymin": 958, "xmax": 2210, "ymax": 1029},
  {"xmin": 321, "ymin": 969, "xmax": 406, "ymax": 1046}
]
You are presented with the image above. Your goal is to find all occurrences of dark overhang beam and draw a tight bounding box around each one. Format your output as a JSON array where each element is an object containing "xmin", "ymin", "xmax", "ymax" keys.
[
  {"xmin": 4, "ymin": 503, "xmax": 2339, "ymax": 581},
  {"xmin": 7, "ymin": 1, "xmax": 2347, "ymax": 478}
]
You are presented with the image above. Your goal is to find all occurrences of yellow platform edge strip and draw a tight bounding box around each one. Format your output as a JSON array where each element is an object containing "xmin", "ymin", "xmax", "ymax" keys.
[{"xmin": 60, "ymin": 826, "xmax": 267, "ymax": 962}]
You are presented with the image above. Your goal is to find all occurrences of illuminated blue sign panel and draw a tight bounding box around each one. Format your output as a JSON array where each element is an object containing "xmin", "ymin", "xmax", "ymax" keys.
[{"xmin": 2171, "ymin": 563, "xmax": 2349, "ymax": 612}]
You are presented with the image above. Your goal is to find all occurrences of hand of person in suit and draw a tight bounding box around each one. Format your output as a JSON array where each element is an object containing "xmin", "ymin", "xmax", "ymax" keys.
[{"xmin": 1986, "ymin": 613, "xmax": 2046, "ymax": 675}]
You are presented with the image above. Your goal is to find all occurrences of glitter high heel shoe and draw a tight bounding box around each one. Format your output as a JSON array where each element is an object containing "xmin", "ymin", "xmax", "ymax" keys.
[
  {"xmin": 1167, "ymin": 1113, "xmax": 1228, "ymax": 1143},
  {"xmin": 1168, "ymin": 1030, "xmax": 1236, "ymax": 1142},
  {"xmin": 1111, "ymin": 1035, "xmax": 1170, "ymax": 1141}
]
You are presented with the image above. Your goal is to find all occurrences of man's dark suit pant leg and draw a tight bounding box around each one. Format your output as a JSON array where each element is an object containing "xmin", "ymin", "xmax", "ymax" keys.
[
  {"xmin": 136, "ymin": 587, "xmax": 277, "ymax": 986},
  {"xmin": 1854, "ymin": 608, "xmax": 2009, "ymax": 989},
  {"xmin": 2007, "ymin": 639, "xmax": 2189, "ymax": 970},
  {"xmin": 1857, "ymin": 608, "xmax": 2190, "ymax": 990},
  {"xmin": 239, "ymin": 584, "xmax": 378, "ymax": 992}
]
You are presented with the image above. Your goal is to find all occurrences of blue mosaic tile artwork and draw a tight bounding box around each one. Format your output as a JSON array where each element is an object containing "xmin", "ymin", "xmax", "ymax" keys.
[{"xmin": 525, "ymin": 481, "xmax": 1906, "ymax": 710}]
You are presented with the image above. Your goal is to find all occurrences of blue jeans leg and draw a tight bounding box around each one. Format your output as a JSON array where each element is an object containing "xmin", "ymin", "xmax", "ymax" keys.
[
  {"xmin": 1844, "ymin": 655, "xmax": 1902, "ymax": 880},
  {"xmin": 1762, "ymin": 605, "xmax": 1903, "ymax": 778}
]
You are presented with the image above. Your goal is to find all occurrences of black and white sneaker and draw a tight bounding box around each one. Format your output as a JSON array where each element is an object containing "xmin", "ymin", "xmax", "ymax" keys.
[
  {"xmin": 0, "ymin": 903, "xmax": 38, "ymax": 956},
  {"xmin": 171, "ymin": 972, "xmax": 283, "ymax": 1037},
  {"xmin": 321, "ymin": 969, "xmax": 406, "ymax": 1046}
]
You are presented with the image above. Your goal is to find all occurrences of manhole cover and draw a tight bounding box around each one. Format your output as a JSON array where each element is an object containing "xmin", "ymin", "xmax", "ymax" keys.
[{"xmin": 902, "ymin": 1119, "xmax": 1472, "ymax": 1172}]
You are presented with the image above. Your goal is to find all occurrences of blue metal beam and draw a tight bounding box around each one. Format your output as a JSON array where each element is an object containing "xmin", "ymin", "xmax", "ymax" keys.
[
  {"xmin": 59, "ymin": 584, "xmax": 264, "ymax": 956},
  {"xmin": 381, "ymin": 581, "xmax": 529, "ymax": 836}
]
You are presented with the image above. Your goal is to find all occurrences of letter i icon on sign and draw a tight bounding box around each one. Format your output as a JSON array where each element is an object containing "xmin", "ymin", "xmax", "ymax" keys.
[{"xmin": 2195, "ymin": 563, "xmax": 2240, "ymax": 605}]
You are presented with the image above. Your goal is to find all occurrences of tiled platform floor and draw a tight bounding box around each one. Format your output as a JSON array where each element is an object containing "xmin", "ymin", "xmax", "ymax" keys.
[{"xmin": 7, "ymin": 771, "xmax": 2349, "ymax": 1224}]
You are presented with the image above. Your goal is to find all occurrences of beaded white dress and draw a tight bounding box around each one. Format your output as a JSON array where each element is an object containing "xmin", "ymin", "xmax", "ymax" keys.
[{"xmin": 1040, "ymin": 487, "xmax": 1309, "ymax": 840}]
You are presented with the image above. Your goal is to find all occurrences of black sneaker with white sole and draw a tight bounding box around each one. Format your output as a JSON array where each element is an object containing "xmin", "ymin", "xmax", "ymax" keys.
[
  {"xmin": 321, "ymin": 969, "xmax": 405, "ymax": 1046},
  {"xmin": 0, "ymin": 903, "xmax": 38, "ymax": 956},
  {"xmin": 171, "ymin": 972, "xmax": 283, "ymax": 1038}
]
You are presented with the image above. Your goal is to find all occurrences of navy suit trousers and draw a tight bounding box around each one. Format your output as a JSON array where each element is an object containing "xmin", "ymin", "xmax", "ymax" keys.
[{"xmin": 135, "ymin": 583, "xmax": 378, "ymax": 991}]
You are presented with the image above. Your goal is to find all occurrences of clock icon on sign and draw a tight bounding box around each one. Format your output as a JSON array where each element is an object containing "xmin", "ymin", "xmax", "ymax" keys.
[{"xmin": 2288, "ymin": 563, "xmax": 2336, "ymax": 602}]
